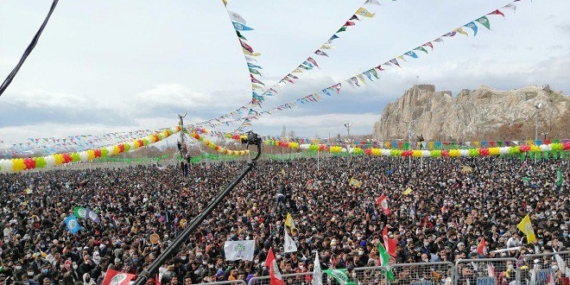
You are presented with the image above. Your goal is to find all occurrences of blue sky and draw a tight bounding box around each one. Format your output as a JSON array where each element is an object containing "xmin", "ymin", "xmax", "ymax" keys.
[{"xmin": 1, "ymin": 0, "xmax": 569, "ymax": 146}]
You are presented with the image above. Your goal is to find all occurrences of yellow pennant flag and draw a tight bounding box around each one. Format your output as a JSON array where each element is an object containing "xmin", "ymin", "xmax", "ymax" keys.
[
  {"xmin": 222, "ymin": 0, "xmax": 227, "ymax": 7},
  {"xmin": 320, "ymin": 44, "xmax": 334, "ymax": 50},
  {"xmin": 243, "ymin": 48, "xmax": 261, "ymax": 57},
  {"xmin": 285, "ymin": 213, "xmax": 296, "ymax": 230},
  {"xmin": 455, "ymin": 27, "xmax": 469, "ymax": 36},
  {"xmin": 517, "ymin": 214, "xmax": 537, "ymax": 243},
  {"xmin": 403, "ymin": 188, "xmax": 412, "ymax": 195},
  {"xmin": 355, "ymin": 7, "xmax": 375, "ymax": 18},
  {"xmin": 349, "ymin": 178, "xmax": 362, "ymax": 188},
  {"xmin": 252, "ymin": 83, "xmax": 263, "ymax": 90},
  {"xmin": 356, "ymin": 74, "xmax": 367, "ymax": 84}
]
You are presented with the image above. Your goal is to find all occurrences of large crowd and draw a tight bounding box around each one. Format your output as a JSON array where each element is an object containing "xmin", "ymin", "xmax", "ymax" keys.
[{"xmin": 0, "ymin": 155, "xmax": 569, "ymax": 285}]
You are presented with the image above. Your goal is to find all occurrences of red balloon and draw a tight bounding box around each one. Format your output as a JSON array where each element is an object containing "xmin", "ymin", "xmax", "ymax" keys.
[
  {"xmin": 94, "ymin": 149, "xmax": 102, "ymax": 158},
  {"xmin": 365, "ymin": 149, "xmax": 372, "ymax": 155},
  {"xmin": 63, "ymin": 153, "xmax": 72, "ymax": 163},
  {"xmin": 480, "ymin": 148, "xmax": 489, "ymax": 156},
  {"xmin": 564, "ymin": 142, "xmax": 570, "ymax": 150},
  {"xmin": 442, "ymin": 150, "xmax": 449, "ymax": 157},
  {"xmin": 118, "ymin": 144, "xmax": 125, "ymax": 152}
]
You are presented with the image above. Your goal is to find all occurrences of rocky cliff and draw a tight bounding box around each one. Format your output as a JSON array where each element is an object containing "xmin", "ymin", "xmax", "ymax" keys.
[{"xmin": 373, "ymin": 85, "xmax": 570, "ymax": 141}]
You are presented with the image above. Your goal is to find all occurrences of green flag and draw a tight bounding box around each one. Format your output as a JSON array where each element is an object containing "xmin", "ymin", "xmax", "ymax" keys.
[
  {"xmin": 378, "ymin": 243, "xmax": 395, "ymax": 281},
  {"xmin": 249, "ymin": 68, "xmax": 262, "ymax": 76},
  {"xmin": 337, "ymin": 27, "xmax": 347, "ymax": 33},
  {"xmin": 236, "ymin": 31, "xmax": 247, "ymax": 41},
  {"xmin": 73, "ymin": 207, "xmax": 87, "ymax": 219},
  {"xmin": 557, "ymin": 168, "xmax": 563, "ymax": 186},
  {"xmin": 476, "ymin": 16, "xmax": 491, "ymax": 30},
  {"xmin": 323, "ymin": 269, "xmax": 356, "ymax": 285}
]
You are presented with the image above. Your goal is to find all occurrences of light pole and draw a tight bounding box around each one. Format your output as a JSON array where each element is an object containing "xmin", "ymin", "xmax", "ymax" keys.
[
  {"xmin": 534, "ymin": 102, "xmax": 542, "ymax": 141},
  {"xmin": 344, "ymin": 123, "xmax": 352, "ymax": 138},
  {"xmin": 541, "ymin": 132, "xmax": 549, "ymax": 140}
]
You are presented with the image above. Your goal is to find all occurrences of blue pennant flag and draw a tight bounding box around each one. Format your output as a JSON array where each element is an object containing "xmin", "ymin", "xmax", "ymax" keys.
[
  {"xmin": 464, "ymin": 21, "xmax": 479, "ymax": 36},
  {"xmin": 232, "ymin": 21, "xmax": 254, "ymax": 31},
  {"xmin": 247, "ymin": 63, "xmax": 262, "ymax": 69},
  {"xmin": 64, "ymin": 215, "xmax": 81, "ymax": 234}
]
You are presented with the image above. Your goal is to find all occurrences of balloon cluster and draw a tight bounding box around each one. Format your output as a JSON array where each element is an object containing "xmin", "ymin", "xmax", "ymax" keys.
[
  {"xmin": 189, "ymin": 132, "xmax": 249, "ymax": 156},
  {"xmin": 0, "ymin": 126, "xmax": 181, "ymax": 173}
]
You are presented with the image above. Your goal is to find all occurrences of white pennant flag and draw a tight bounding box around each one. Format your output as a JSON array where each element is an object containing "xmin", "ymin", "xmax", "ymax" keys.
[
  {"xmin": 224, "ymin": 240, "xmax": 255, "ymax": 261},
  {"xmin": 364, "ymin": 0, "xmax": 381, "ymax": 5},
  {"xmin": 312, "ymin": 252, "xmax": 323, "ymax": 285},
  {"xmin": 284, "ymin": 228, "xmax": 298, "ymax": 253},
  {"xmin": 227, "ymin": 10, "xmax": 247, "ymax": 24}
]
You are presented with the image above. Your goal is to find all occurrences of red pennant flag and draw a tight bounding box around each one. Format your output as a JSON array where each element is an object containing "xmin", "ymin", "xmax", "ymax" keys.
[
  {"xmin": 344, "ymin": 21, "xmax": 356, "ymax": 26},
  {"xmin": 488, "ymin": 9, "xmax": 505, "ymax": 18},
  {"xmin": 265, "ymin": 249, "xmax": 285, "ymax": 285},
  {"xmin": 240, "ymin": 40, "xmax": 254, "ymax": 53},
  {"xmin": 102, "ymin": 269, "xmax": 136, "ymax": 285},
  {"xmin": 376, "ymin": 65, "xmax": 384, "ymax": 71},
  {"xmin": 307, "ymin": 57, "xmax": 319, "ymax": 68},
  {"xmin": 376, "ymin": 194, "xmax": 390, "ymax": 215},
  {"xmin": 422, "ymin": 42, "xmax": 434, "ymax": 50},
  {"xmin": 477, "ymin": 238, "xmax": 486, "ymax": 255}
]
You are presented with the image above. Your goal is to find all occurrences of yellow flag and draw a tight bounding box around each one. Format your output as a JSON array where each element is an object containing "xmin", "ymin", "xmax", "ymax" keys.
[
  {"xmin": 398, "ymin": 55, "xmax": 407, "ymax": 62},
  {"xmin": 403, "ymin": 188, "xmax": 412, "ymax": 195},
  {"xmin": 349, "ymin": 178, "xmax": 362, "ymax": 188},
  {"xmin": 517, "ymin": 214, "xmax": 537, "ymax": 243},
  {"xmin": 243, "ymin": 48, "xmax": 260, "ymax": 57},
  {"xmin": 285, "ymin": 213, "xmax": 296, "ymax": 230},
  {"xmin": 455, "ymin": 27, "xmax": 468, "ymax": 36},
  {"xmin": 281, "ymin": 168, "xmax": 286, "ymax": 176},
  {"xmin": 222, "ymin": 0, "xmax": 227, "ymax": 7},
  {"xmin": 356, "ymin": 74, "xmax": 367, "ymax": 84},
  {"xmin": 25, "ymin": 188, "xmax": 32, "ymax": 194},
  {"xmin": 355, "ymin": 7, "xmax": 375, "ymax": 18},
  {"xmin": 252, "ymin": 83, "xmax": 263, "ymax": 90},
  {"xmin": 320, "ymin": 44, "xmax": 334, "ymax": 50}
]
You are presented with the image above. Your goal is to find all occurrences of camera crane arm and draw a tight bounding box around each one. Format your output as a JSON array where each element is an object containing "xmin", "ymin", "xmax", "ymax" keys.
[{"xmin": 134, "ymin": 132, "xmax": 262, "ymax": 285}]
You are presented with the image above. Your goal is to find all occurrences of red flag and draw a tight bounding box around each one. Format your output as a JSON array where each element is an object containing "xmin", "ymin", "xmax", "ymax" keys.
[
  {"xmin": 102, "ymin": 269, "xmax": 136, "ymax": 285},
  {"xmin": 240, "ymin": 40, "xmax": 254, "ymax": 53},
  {"xmin": 344, "ymin": 21, "xmax": 355, "ymax": 26},
  {"xmin": 422, "ymin": 42, "xmax": 434, "ymax": 50},
  {"xmin": 307, "ymin": 57, "xmax": 319, "ymax": 68},
  {"xmin": 487, "ymin": 9, "xmax": 505, "ymax": 18},
  {"xmin": 382, "ymin": 226, "xmax": 398, "ymax": 257},
  {"xmin": 477, "ymin": 238, "xmax": 486, "ymax": 255},
  {"xmin": 376, "ymin": 65, "xmax": 384, "ymax": 71},
  {"xmin": 376, "ymin": 194, "xmax": 390, "ymax": 215},
  {"xmin": 265, "ymin": 249, "xmax": 285, "ymax": 285}
]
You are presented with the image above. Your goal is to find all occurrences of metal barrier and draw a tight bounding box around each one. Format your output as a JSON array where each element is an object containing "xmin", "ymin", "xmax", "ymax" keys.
[
  {"xmin": 388, "ymin": 262, "xmax": 455, "ymax": 285},
  {"xmin": 207, "ymin": 281, "xmax": 247, "ymax": 285},
  {"xmin": 455, "ymin": 258, "xmax": 519, "ymax": 285},
  {"xmin": 521, "ymin": 251, "xmax": 570, "ymax": 285},
  {"xmin": 248, "ymin": 272, "xmax": 313, "ymax": 285},
  {"xmin": 351, "ymin": 266, "xmax": 389, "ymax": 285}
]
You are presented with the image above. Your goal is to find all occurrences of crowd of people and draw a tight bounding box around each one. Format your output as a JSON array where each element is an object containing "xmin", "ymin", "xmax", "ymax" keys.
[{"xmin": 0, "ymin": 155, "xmax": 568, "ymax": 285}]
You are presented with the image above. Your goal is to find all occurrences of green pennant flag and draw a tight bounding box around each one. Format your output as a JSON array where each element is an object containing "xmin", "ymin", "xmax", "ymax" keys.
[
  {"xmin": 520, "ymin": 152, "xmax": 526, "ymax": 160},
  {"xmin": 556, "ymin": 168, "xmax": 563, "ymax": 186},
  {"xmin": 370, "ymin": 69, "xmax": 379, "ymax": 79},
  {"xmin": 249, "ymin": 68, "xmax": 261, "ymax": 75},
  {"xmin": 236, "ymin": 31, "xmax": 247, "ymax": 41},
  {"xmin": 413, "ymin": 46, "xmax": 429, "ymax": 54},
  {"xmin": 378, "ymin": 243, "xmax": 395, "ymax": 281},
  {"xmin": 562, "ymin": 151, "xmax": 567, "ymax": 159},
  {"xmin": 337, "ymin": 26, "xmax": 347, "ymax": 33},
  {"xmin": 323, "ymin": 269, "xmax": 356, "ymax": 285},
  {"xmin": 476, "ymin": 16, "xmax": 491, "ymax": 30},
  {"xmin": 497, "ymin": 141, "xmax": 503, "ymax": 147},
  {"xmin": 73, "ymin": 207, "xmax": 87, "ymax": 219}
]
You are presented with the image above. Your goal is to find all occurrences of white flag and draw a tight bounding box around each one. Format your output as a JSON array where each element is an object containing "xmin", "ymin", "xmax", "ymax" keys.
[
  {"xmin": 364, "ymin": 0, "xmax": 381, "ymax": 5},
  {"xmin": 224, "ymin": 240, "xmax": 255, "ymax": 261},
  {"xmin": 312, "ymin": 252, "xmax": 323, "ymax": 285},
  {"xmin": 284, "ymin": 229, "xmax": 298, "ymax": 253},
  {"xmin": 227, "ymin": 10, "xmax": 247, "ymax": 25}
]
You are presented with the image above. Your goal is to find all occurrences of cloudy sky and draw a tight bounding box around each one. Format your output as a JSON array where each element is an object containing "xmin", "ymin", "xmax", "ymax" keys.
[{"xmin": 1, "ymin": 0, "xmax": 569, "ymax": 146}]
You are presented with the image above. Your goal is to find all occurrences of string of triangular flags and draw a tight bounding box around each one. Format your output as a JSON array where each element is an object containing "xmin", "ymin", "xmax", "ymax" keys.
[
  {"xmin": 198, "ymin": 0, "xmax": 383, "ymax": 130},
  {"xmin": 221, "ymin": 0, "xmax": 266, "ymax": 108},
  {"xmin": 203, "ymin": 0, "xmax": 524, "ymax": 132}
]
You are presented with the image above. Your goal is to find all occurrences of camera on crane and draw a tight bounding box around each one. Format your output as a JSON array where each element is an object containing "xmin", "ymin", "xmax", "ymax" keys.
[{"xmin": 241, "ymin": 131, "xmax": 261, "ymax": 146}]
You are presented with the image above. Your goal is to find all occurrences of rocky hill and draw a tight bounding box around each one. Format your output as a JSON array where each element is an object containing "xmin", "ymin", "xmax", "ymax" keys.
[{"xmin": 372, "ymin": 84, "xmax": 570, "ymax": 141}]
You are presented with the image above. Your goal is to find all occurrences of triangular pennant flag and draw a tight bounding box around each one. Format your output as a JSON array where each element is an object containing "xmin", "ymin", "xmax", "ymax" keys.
[
  {"xmin": 464, "ymin": 22, "xmax": 479, "ymax": 36},
  {"xmin": 422, "ymin": 42, "xmax": 434, "ymax": 50},
  {"xmin": 232, "ymin": 21, "xmax": 254, "ymax": 31},
  {"xmin": 356, "ymin": 74, "xmax": 367, "ymax": 84},
  {"xmin": 227, "ymin": 10, "xmax": 247, "ymax": 24},
  {"xmin": 315, "ymin": 50, "xmax": 329, "ymax": 57},
  {"xmin": 312, "ymin": 252, "xmax": 323, "ymax": 285},
  {"xmin": 476, "ymin": 16, "xmax": 491, "ymax": 30},
  {"xmin": 349, "ymin": 15, "xmax": 360, "ymax": 21},
  {"xmin": 355, "ymin": 7, "xmax": 375, "ymax": 18},
  {"xmin": 455, "ymin": 27, "xmax": 469, "ymax": 36},
  {"xmin": 502, "ymin": 3, "xmax": 517, "ymax": 12},
  {"xmin": 364, "ymin": 0, "xmax": 381, "ymax": 5},
  {"xmin": 413, "ymin": 46, "xmax": 429, "ymax": 54},
  {"xmin": 240, "ymin": 40, "xmax": 254, "ymax": 53},
  {"xmin": 488, "ymin": 9, "xmax": 505, "ymax": 18},
  {"xmin": 236, "ymin": 31, "xmax": 247, "ymax": 41},
  {"xmin": 344, "ymin": 21, "xmax": 355, "ymax": 27},
  {"xmin": 307, "ymin": 57, "xmax": 319, "ymax": 68},
  {"xmin": 337, "ymin": 26, "xmax": 347, "ymax": 33},
  {"xmin": 389, "ymin": 59, "xmax": 400, "ymax": 67}
]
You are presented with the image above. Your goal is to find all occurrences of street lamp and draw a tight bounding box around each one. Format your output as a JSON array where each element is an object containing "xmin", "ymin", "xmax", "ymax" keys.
[
  {"xmin": 534, "ymin": 102, "xmax": 542, "ymax": 141},
  {"xmin": 344, "ymin": 123, "xmax": 353, "ymax": 138}
]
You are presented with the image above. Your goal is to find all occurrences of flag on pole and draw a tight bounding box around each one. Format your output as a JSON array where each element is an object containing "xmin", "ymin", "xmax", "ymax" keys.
[
  {"xmin": 376, "ymin": 194, "xmax": 390, "ymax": 214},
  {"xmin": 517, "ymin": 214, "xmax": 537, "ymax": 243},
  {"xmin": 73, "ymin": 207, "xmax": 87, "ymax": 219},
  {"xmin": 312, "ymin": 252, "xmax": 323, "ymax": 285},
  {"xmin": 378, "ymin": 243, "xmax": 395, "ymax": 281},
  {"xmin": 285, "ymin": 213, "xmax": 296, "ymax": 230},
  {"xmin": 323, "ymin": 269, "xmax": 356, "ymax": 285},
  {"xmin": 382, "ymin": 227, "xmax": 398, "ymax": 257},
  {"xmin": 265, "ymin": 249, "xmax": 285, "ymax": 285},
  {"xmin": 284, "ymin": 228, "xmax": 297, "ymax": 253},
  {"xmin": 224, "ymin": 240, "xmax": 255, "ymax": 261}
]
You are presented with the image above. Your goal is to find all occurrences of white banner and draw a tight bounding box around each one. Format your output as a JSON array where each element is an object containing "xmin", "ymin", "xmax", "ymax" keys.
[
  {"xmin": 284, "ymin": 229, "xmax": 298, "ymax": 253},
  {"xmin": 224, "ymin": 240, "xmax": 255, "ymax": 261}
]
